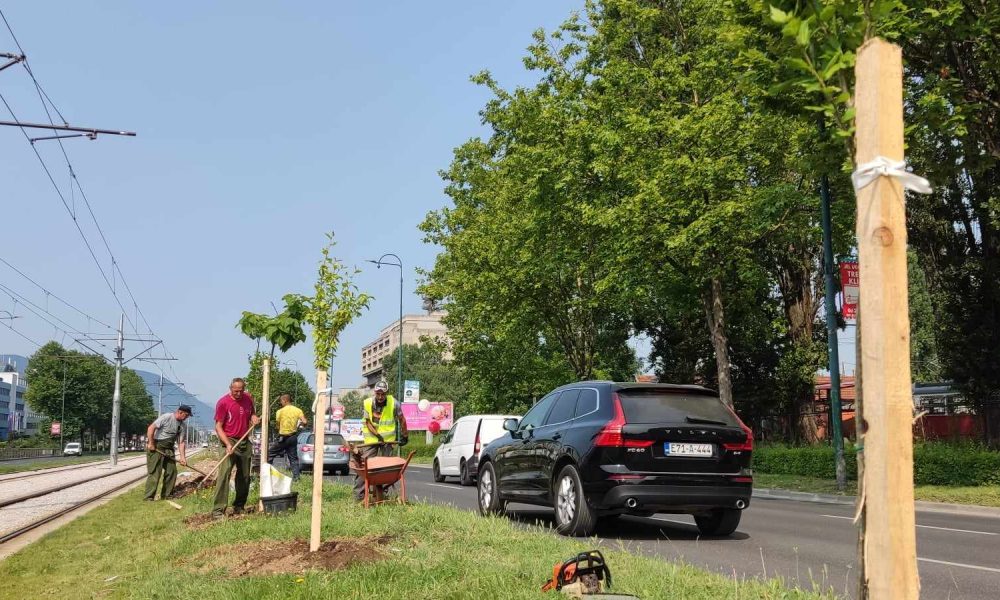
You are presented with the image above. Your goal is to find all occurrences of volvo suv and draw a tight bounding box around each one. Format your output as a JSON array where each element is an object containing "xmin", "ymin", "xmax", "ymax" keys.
[{"xmin": 476, "ymin": 382, "xmax": 753, "ymax": 537}]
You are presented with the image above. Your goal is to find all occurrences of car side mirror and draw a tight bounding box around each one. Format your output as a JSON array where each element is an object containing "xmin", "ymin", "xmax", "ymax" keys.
[{"xmin": 503, "ymin": 418, "xmax": 519, "ymax": 432}]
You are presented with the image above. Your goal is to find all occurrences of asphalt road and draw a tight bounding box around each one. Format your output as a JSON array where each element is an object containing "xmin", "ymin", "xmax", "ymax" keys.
[{"xmin": 329, "ymin": 465, "xmax": 1000, "ymax": 599}]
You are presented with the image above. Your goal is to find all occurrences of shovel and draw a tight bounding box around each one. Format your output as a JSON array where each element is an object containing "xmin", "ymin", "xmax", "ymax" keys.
[
  {"xmin": 151, "ymin": 448, "xmax": 208, "ymax": 476},
  {"xmin": 195, "ymin": 426, "xmax": 256, "ymax": 489}
]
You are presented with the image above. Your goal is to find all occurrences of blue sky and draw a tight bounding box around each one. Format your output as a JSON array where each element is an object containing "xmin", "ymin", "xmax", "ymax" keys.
[{"xmin": 0, "ymin": 1, "xmax": 587, "ymax": 404}]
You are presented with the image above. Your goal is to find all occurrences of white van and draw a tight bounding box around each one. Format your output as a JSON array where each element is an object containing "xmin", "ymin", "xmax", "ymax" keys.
[{"xmin": 433, "ymin": 414, "xmax": 519, "ymax": 485}]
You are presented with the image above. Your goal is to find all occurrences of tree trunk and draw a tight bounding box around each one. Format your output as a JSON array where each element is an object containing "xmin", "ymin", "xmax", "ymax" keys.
[{"xmin": 703, "ymin": 278, "xmax": 733, "ymax": 408}]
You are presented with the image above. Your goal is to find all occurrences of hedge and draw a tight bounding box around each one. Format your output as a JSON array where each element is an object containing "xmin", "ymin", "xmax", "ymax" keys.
[{"xmin": 753, "ymin": 442, "xmax": 1000, "ymax": 487}]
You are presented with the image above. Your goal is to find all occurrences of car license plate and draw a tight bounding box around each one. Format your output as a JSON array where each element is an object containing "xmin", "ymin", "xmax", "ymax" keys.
[{"xmin": 664, "ymin": 443, "xmax": 713, "ymax": 457}]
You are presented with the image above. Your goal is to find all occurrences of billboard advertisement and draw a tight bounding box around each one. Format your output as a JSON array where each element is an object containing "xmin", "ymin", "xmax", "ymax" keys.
[
  {"xmin": 50, "ymin": 421, "xmax": 61, "ymax": 436},
  {"xmin": 401, "ymin": 401, "xmax": 453, "ymax": 432},
  {"xmin": 404, "ymin": 380, "xmax": 420, "ymax": 402},
  {"xmin": 839, "ymin": 257, "xmax": 859, "ymax": 320},
  {"xmin": 341, "ymin": 418, "xmax": 364, "ymax": 442}
]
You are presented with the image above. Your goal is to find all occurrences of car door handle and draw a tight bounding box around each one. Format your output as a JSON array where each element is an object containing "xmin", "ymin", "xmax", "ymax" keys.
[{"xmin": 552, "ymin": 433, "xmax": 562, "ymax": 441}]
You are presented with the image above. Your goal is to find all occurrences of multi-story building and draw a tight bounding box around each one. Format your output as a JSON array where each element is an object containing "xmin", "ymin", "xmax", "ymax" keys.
[
  {"xmin": 0, "ymin": 355, "xmax": 41, "ymax": 440},
  {"xmin": 360, "ymin": 310, "xmax": 448, "ymax": 388}
]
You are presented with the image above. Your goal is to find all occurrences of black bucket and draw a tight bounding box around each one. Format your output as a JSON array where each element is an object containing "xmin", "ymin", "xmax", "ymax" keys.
[{"xmin": 261, "ymin": 492, "xmax": 298, "ymax": 515}]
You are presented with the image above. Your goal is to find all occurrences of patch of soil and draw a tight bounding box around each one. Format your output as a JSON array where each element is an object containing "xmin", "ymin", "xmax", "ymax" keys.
[{"xmin": 184, "ymin": 535, "xmax": 390, "ymax": 577}]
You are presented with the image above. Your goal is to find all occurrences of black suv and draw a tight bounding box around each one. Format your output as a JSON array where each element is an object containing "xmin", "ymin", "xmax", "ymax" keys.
[{"xmin": 476, "ymin": 382, "xmax": 753, "ymax": 537}]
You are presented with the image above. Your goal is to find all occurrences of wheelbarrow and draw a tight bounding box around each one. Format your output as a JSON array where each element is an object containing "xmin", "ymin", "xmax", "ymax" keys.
[{"xmin": 349, "ymin": 442, "xmax": 416, "ymax": 508}]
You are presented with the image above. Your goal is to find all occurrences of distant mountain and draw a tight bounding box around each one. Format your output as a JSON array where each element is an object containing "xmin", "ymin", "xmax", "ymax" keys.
[{"xmin": 134, "ymin": 369, "xmax": 215, "ymax": 429}]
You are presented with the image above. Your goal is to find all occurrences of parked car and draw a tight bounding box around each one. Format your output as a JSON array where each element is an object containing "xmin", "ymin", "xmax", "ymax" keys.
[
  {"xmin": 201, "ymin": 441, "xmax": 208, "ymax": 448},
  {"xmin": 63, "ymin": 442, "xmax": 83, "ymax": 456},
  {"xmin": 296, "ymin": 432, "xmax": 350, "ymax": 475},
  {"xmin": 433, "ymin": 414, "xmax": 520, "ymax": 486},
  {"xmin": 477, "ymin": 382, "xmax": 754, "ymax": 538}
]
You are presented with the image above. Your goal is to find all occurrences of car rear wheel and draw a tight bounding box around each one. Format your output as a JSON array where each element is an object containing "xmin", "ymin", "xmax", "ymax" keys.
[
  {"xmin": 460, "ymin": 460, "xmax": 474, "ymax": 486},
  {"xmin": 477, "ymin": 462, "xmax": 506, "ymax": 516},
  {"xmin": 433, "ymin": 459, "xmax": 445, "ymax": 483},
  {"xmin": 553, "ymin": 465, "xmax": 597, "ymax": 537},
  {"xmin": 694, "ymin": 508, "xmax": 742, "ymax": 536}
]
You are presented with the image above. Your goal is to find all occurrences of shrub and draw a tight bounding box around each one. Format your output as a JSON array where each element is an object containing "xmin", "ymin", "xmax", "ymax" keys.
[{"xmin": 752, "ymin": 442, "xmax": 1000, "ymax": 487}]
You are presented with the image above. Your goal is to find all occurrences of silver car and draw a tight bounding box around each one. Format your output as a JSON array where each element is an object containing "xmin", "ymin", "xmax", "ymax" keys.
[
  {"xmin": 296, "ymin": 432, "xmax": 350, "ymax": 475},
  {"xmin": 63, "ymin": 442, "xmax": 83, "ymax": 456}
]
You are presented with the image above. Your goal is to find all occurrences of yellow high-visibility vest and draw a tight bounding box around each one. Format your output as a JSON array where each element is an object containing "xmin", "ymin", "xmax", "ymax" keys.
[{"xmin": 363, "ymin": 395, "xmax": 397, "ymax": 444}]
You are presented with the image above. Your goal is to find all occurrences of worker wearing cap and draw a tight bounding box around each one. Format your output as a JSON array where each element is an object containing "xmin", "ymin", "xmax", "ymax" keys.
[
  {"xmin": 144, "ymin": 405, "xmax": 192, "ymax": 501},
  {"xmin": 353, "ymin": 380, "xmax": 408, "ymax": 501}
]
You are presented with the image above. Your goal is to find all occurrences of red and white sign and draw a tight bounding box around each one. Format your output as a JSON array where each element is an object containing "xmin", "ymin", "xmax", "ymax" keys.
[
  {"xmin": 839, "ymin": 258, "xmax": 859, "ymax": 320},
  {"xmin": 50, "ymin": 421, "xmax": 61, "ymax": 436},
  {"xmin": 330, "ymin": 403, "xmax": 345, "ymax": 420},
  {"xmin": 400, "ymin": 402, "xmax": 453, "ymax": 432}
]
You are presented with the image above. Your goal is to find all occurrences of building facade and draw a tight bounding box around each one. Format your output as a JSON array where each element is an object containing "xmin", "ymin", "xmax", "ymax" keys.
[
  {"xmin": 360, "ymin": 310, "xmax": 448, "ymax": 388},
  {"xmin": 0, "ymin": 355, "xmax": 42, "ymax": 440}
]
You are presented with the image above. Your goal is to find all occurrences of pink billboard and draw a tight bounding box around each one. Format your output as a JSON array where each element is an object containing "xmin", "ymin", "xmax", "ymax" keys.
[{"xmin": 401, "ymin": 402, "xmax": 453, "ymax": 431}]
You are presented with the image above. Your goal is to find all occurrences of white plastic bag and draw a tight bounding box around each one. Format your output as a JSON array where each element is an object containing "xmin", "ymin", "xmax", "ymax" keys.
[{"xmin": 260, "ymin": 464, "xmax": 293, "ymax": 497}]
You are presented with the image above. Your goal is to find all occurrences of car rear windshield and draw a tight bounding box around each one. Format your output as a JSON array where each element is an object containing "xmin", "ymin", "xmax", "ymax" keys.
[
  {"xmin": 307, "ymin": 434, "xmax": 345, "ymax": 445},
  {"xmin": 617, "ymin": 390, "xmax": 739, "ymax": 426}
]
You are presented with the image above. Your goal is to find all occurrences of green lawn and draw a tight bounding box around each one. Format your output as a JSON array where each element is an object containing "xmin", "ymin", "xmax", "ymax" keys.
[
  {"xmin": 0, "ymin": 478, "xmax": 832, "ymax": 599},
  {"xmin": 754, "ymin": 473, "xmax": 1000, "ymax": 507}
]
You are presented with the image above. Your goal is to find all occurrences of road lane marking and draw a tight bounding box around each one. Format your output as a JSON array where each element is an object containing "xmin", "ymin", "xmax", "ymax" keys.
[
  {"xmin": 820, "ymin": 514, "xmax": 996, "ymax": 536},
  {"xmin": 918, "ymin": 557, "xmax": 1000, "ymax": 574},
  {"xmin": 426, "ymin": 483, "xmax": 463, "ymax": 490}
]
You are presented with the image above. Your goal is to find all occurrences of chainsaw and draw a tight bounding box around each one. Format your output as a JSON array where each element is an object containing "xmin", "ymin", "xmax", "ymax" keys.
[{"xmin": 541, "ymin": 550, "xmax": 640, "ymax": 598}]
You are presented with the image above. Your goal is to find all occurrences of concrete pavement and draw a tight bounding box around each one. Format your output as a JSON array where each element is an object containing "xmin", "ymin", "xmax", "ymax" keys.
[{"xmin": 330, "ymin": 465, "xmax": 1000, "ymax": 599}]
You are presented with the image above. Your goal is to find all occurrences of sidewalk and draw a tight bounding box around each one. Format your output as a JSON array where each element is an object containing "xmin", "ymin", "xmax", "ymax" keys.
[{"xmin": 753, "ymin": 487, "xmax": 1000, "ymax": 518}]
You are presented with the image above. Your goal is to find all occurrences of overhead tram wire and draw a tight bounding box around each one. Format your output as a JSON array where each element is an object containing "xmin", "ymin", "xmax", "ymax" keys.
[
  {"xmin": 0, "ymin": 256, "xmax": 115, "ymax": 330},
  {"xmin": 0, "ymin": 318, "xmax": 42, "ymax": 348},
  {"xmin": 0, "ymin": 10, "xmax": 198, "ymax": 399},
  {"xmin": 0, "ymin": 282, "xmax": 109, "ymax": 349}
]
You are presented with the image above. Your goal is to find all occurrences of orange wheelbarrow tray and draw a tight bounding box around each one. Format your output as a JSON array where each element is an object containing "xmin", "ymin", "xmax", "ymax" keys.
[{"xmin": 349, "ymin": 444, "xmax": 417, "ymax": 508}]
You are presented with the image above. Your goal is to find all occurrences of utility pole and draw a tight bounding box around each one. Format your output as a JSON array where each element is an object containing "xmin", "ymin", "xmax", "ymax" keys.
[
  {"xmin": 60, "ymin": 361, "xmax": 67, "ymax": 451},
  {"xmin": 110, "ymin": 314, "xmax": 124, "ymax": 466},
  {"xmin": 158, "ymin": 370, "xmax": 164, "ymax": 415},
  {"xmin": 818, "ymin": 134, "xmax": 846, "ymax": 491}
]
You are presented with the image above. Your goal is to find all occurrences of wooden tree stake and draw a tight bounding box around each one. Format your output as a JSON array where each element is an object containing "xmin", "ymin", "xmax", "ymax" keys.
[
  {"xmin": 854, "ymin": 37, "xmax": 919, "ymax": 599},
  {"xmin": 260, "ymin": 358, "xmax": 272, "ymax": 468},
  {"xmin": 309, "ymin": 369, "xmax": 329, "ymax": 552}
]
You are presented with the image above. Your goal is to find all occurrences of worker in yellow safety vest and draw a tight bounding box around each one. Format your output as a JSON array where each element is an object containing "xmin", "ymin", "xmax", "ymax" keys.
[{"xmin": 353, "ymin": 380, "xmax": 408, "ymax": 501}]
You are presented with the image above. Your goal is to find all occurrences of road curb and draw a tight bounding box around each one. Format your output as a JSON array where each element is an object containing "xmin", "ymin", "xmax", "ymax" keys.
[{"xmin": 753, "ymin": 487, "xmax": 1000, "ymax": 518}]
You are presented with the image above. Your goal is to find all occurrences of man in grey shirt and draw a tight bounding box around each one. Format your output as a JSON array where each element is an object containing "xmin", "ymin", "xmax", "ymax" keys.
[{"xmin": 144, "ymin": 405, "xmax": 192, "ymax": 501}]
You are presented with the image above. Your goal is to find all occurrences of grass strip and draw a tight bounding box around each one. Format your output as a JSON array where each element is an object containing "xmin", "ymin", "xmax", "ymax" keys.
[{"xmin": 0, "ymin": 477, "xmax": 832, "ymax": 599}]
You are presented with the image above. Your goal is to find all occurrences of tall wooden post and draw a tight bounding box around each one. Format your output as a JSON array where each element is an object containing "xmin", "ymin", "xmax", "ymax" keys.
[
  {"xmin": 260, "ymin": 358, "xmax": 272, "ymax": 467},
  {"xmin": 854, "ymin": 38, "xmax": 919, "ymax": 599},
  {"xmin": 309, "ymin": 369, "xmax": 329, "ymax": 552}
]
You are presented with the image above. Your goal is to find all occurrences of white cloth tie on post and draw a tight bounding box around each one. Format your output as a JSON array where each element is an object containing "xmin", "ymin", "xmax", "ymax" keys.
[{"xmin": 851, "ymin": 156, "xmax": 932, "ymax": 194}]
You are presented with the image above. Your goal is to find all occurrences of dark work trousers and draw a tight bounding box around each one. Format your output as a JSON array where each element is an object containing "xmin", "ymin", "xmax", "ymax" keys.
[
  {"xmin": 268, "ymin": 434, "xmax": 301, "ymax": 480},
  {"xmin": 213, "ymin": 438, "xmax": 252, "ymax": 515},
  {"xmin": 144, "ymin": 440, "xmax": 178, "ymax": 500}
]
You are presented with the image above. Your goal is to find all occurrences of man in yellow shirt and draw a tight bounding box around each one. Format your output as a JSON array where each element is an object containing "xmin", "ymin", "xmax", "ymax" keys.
[{"xmin": 269, "ymin": 393, "xmax": 308, "ymax": 481}]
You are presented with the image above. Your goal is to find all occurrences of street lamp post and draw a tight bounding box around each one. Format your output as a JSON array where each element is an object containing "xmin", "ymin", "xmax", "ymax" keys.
[{"xmin": 366, "ymin": 254, "xmax": 404, "ymax": 403}]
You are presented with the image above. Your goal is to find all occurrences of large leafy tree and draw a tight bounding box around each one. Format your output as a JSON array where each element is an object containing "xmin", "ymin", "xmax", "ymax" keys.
[{"xmin": 25, "ymin": 342, "xmax": 155, "ymax": 444}]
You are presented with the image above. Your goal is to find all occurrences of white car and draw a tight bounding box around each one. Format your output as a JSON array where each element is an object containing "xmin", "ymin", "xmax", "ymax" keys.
[
  {"xmin": 63, "ymin": 442, "xmax": 83, "ymax": 456},
  {"xmin": 433, "ymin": 414, "xmax": 519, "ymax": 486}
]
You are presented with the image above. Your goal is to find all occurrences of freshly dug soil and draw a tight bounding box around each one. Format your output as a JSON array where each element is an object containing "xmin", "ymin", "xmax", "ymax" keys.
[
  {"xmin": 184, "ymin": 536, "xmax": 390, "ymax": 577},
  {"xmin": 169, "ymin": 459, "xmax": 220, "ymax": 498}
]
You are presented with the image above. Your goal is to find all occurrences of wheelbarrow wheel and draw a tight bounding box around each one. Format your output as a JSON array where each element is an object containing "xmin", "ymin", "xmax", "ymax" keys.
[{"xmin": 477, "ymin": 461, "xmax": 506, "ymax": 516}]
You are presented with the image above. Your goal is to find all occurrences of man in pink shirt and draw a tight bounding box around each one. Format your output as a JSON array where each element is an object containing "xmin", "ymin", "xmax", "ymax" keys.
[{"xmin": 212, "ymin": 377, "xmax": 259, "ymax": 518}]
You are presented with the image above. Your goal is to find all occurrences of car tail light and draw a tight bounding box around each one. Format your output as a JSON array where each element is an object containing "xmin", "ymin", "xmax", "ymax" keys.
[
  {"xmin": 722, "ymin": 407, "xmax": 754, "ymax": 452},
  {"xmin": 473, "ymin": 429, "xmax": 481, "ymax": 455},
  {"xmin": 302, "ymin": 444, "xmax": 313, "ymax": 453},
  {"xmin": 608, "ymin": 474, "xmax": 646, "ymax": 481},
  {"xmin": 339, "ymin": 445, "xmax": 349, "ymax": 452},
  {"xmin": 595, "ymin": 393, "xmax": 654, "ymax": 448}
]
